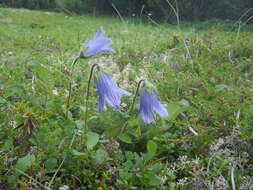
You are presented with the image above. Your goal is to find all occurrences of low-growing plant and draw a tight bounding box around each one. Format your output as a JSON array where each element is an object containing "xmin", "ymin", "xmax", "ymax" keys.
[{"xmin": 0, "ymin": 8, "xmax": 252, "ymax": 190}]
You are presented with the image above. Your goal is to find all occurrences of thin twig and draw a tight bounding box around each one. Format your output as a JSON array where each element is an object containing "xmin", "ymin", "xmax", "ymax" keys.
[
  {"xmin": 140, "ymin": 4, "xmax": 145, "ymax": 18},
  {"xmin": 15, "ymin": 169, "xmax": 52, "ymax": 190},
  {"xmin": 165, "ymin": 0, "xmax": 180, "ymax": 30},
  {"xmin": 49, "ymin": 125, "xmax": 78, "ymax": 187},
  {"xmin": 159, "ymin": 138, "xmax": 193, "ymax": 142},
  {"xmin": 231, "ymin": 165, "xmax": 236, "ymax": 190},
  {"xmin": 48, "ymin": 157, "xmax": 66, "ymax": 188},
  {"xmin": 235, "ymin": 7, "xmax": 253, "ymax": 24},
  {"xmin": 110, "ymin": 2, "xmax": 125, "ymax": 23},
  {"xmin": 236, "ymin": 21, "xmax": 241, "ymax": 42}
]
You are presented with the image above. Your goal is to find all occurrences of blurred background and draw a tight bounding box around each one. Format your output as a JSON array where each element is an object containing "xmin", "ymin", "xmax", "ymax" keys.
[{"xmin": 1, "ymin": 0, "xmax": 253, "ymax": 23}]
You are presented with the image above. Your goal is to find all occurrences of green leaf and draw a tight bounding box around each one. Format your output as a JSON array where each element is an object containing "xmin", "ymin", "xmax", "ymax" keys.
[
  {"xmin": 119, "ymin": 170, "xmax": 133, "ymax": 180},
  {"xmin": 214, "ymin": 84, "xmax": 230, "ymax": 94},
  {"xmin": 3, "ymin": 139, "xmax": 13, "ymax": 151},
  {"xmin": 128, "ymin": 118, "xmax": 139, "ymax": 127},
  {"xmin": 28, "ymin": 61, "xmax": 49, "ymax": 78},
  {"xmin": 45, "ymin": 158, "xmax": 58, "ymax": 172},
  {"xmin": 0, "ymin": 97, "xmax": 6, "ymax": 104},
  {"xmin": 144, "ymin": 152, "xmax": 153, "ymax": 163},
  {"xmin": 16, "ymin": 154, "xmax": 35, "ymax": 172},
  {"xmin": 150, "ymin": 163, "xmax": 163, "ymax": 173},
  {"xmin": 72, "ymin": 150, "xmax": 86, "ymax": 156},
  {"xmin": 179, "ymin": 99, "xmax": 190, "ymax": 106},
  {"xmin": 118, "ymin": 133, "xmax": 132, "ymax": 144},
  {"xmin": 124, "ymin": 160, "xmax": 133, "ymax": 169},
  {"xmin": 86, "ymin": 132, "xmax": 99, "ymax": 150},
  {"xmin": 92, "ymin": 149, "xmax": 108, "ymax": 165},
  {"xmin": 147, "ymin": 140, "xmax": 157, "ymax": 155},
  {"xmin": 167, "ymin": 102, "xmax": 189, "ymax": 120},
  {"xmin": 146, "ymin": 172, "xmax": 161, "ymax": 186},
  {"xmin": 75, "ymin": 120, "xmax": 85, "ymax": 129},
  {"xmin": 133, "ymin": 126, "xmax": 142, "ymax": 138},
  {"xmin": 105, "ymin": 124, "xmax": 122, "ymax": 138}
]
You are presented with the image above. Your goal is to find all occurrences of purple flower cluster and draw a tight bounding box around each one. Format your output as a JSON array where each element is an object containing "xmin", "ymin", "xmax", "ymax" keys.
[{"xmin": 83, "ymin": 27, "xmax": 168, "ymax": 124}]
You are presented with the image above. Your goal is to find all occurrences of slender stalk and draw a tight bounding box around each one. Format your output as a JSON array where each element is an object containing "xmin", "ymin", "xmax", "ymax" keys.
[
  {"xmin": 110, "ymin": 2, "xmax": 125, "ymax": 23},
  {"xmin": 65, "ymin": 81, "xmax": 72, "ymax": 119},
  {"xmin": 231, "ymin": 165, "xmax": 236, "ymax": 190},
  {"xmin": 84, "ymin": 64, "xmax": 98, "ymax": 130},
  {"xmin": 49, "ymin": 56, "xmax": 81, "ymax": 187},
  {"xmin": 65, "ymin": 56, "xmax": 80, "ymax": 119},
  {"xmin": 48, "ymin": 157, "xmax": 65, "ymax": 188},
  {"xmin": 16, "ymin": 169, "xmax": 52, "ymax": 190},
  {"xmin": 165, "ymin": 0, "xmax": 180, "ymax": 30},
  {"xmin": 129, "ymin": 79, "xmax": 144, "ymax": 113},
  {"xmin": 121, "ymin": 79, "xmax": 144, "ymax": 133},
  {"xmin": 71, "ymin": 56, "xmax": 80, "ymax": 67}
]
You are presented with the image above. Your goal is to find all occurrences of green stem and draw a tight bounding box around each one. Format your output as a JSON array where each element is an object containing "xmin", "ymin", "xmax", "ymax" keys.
[
  {"xmin": 65, "ymin": 81, "xmax": 72, "ymax": 119},
  {"xmin": 129, "ymin": 79, "xmax": 144, "ymax": 113},
  {"xmin": 71, "ymin": 56, "xmax": 80, "ymax": 67},
  {"xmin": 121, "ymin": 79, "xmax": 144, "ymax": 133},
  {"xmin": 16, "ymin": 169, "xmax": 52, "ymax": 190},
  {"xmin": 65, "ymin": 56, "xmax": 80, "ymax": 119},
  {"xmin": 84, "ymin": 64, "xmax": 98, "ymax": 130}
]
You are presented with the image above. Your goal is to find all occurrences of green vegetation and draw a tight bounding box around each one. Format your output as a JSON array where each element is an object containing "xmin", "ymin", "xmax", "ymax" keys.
[{"xmin": 0, "ymin": 8, "xmax": 253, "ymax": 189}]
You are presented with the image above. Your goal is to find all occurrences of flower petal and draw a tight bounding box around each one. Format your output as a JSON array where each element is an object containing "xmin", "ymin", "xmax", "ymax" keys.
[
  {"xmin": 103, "ymin": 73, "xmax": 131, "ymax": 96},
  {"xmin": 98, "ymin": 94, "xmax": 105, "ymax": 112},
  {"xmin": 152, "ymin": 89, "xmax": 169, "ymax": 118},
  {"xmin": 100, "ymin": 73, "xmax": 120, "ymax": 107},
  {"xmin": 101, "ymin": 47, "xmax": 116, "ymax": 54},
  {"xmin": 95, "ymin": 78, "xmax": 106, "ymax": 112},
  {"xmin": 94, "ymin": 26, "xmax": 104, "ymax": 39},
  {"xmin": 96, "ymin": 73, "xmax": 130, "ymax": 110},
  {"xmin": 81, "ymin": 27, "xmax": 105, "ymax": 50},
  {"xmin": 116, "ymin": 88, "xmax": 132, "ymax": 96},
  {"xmin": 139, "ymin": 89, "xmax": 154, "ymax": 124},
  {"xmin": 83, "ymin": 38, "xmax": 113, "ymax": 57}
]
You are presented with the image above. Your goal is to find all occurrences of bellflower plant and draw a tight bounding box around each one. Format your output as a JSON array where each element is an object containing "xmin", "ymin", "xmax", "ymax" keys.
[
  {"xmin": 138, "ymin": 88, "xmax": 168, "ymax": 124},
  {"xmin": 95, "ymin": 72, "xmax": 131, "ymax": 112},
  {"xmin": 80, "ymin": 27, "xmax": 115, "ymax": 57}
]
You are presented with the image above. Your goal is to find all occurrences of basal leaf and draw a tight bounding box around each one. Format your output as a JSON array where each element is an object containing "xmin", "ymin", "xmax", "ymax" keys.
[
  {"xmin": 118, "ymin": 133, "xmax": 132, "ymax": 144},
  {"xmin": 16, "ymin": 154, "xmax": 35, "ymax": 172},
  {"xmin": 86, "ymin": 132, "xmax": 99, "ymax": 150},
  {"xmin": 147, "ymin": 140, "xmax": 157, "ymax": 155}
]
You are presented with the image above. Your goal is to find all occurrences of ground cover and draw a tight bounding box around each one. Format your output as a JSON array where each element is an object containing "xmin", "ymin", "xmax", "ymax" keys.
[{"xmin": 0, "ymin": 8, "xmax": 253, "ymax": 189}]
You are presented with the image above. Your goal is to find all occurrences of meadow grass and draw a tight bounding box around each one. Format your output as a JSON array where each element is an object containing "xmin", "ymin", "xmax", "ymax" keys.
[{"xmin": 0, "ymin": 8, "xmax": 252, "ymax": 189}]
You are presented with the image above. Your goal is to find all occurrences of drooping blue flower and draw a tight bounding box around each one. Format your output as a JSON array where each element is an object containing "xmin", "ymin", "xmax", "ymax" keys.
[
  {"xmin": 138, "ymin": 89, "xmax": 155, "ymax": 124},
  {"xmin": 95, "ymin": 72, "xmax": 131, "ymax": 112},
  {"xmin": 138, "ymin": 88, "xmax": 169, "ymax": 124},
  {"xmin": 81, "ymin": 27, "xmax": 115, "ymax": 57}
]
